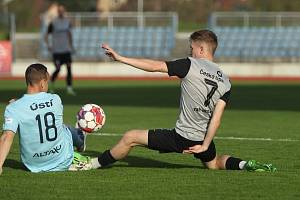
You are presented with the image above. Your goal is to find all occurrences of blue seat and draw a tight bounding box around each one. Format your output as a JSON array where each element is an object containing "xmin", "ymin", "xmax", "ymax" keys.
[
  {"xmin": 212, "ymin": 26, "xmax": 300, "ymax": 60},
  {"xmin": 40, "ymin": 25, "xmax": 176, "ymax": 59}
]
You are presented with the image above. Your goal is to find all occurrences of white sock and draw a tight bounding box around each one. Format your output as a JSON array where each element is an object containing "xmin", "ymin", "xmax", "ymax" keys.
[
  {"xmin": 239, "ymin": 161, "xmax": 247, "ymax": 169},
  {"xmin": 91, "ymin": 158, "xmax": 101, "ymax": 169}
]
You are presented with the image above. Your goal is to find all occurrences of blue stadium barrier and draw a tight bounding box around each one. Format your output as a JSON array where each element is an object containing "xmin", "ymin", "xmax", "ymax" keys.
[
  {"xmin": 40, "ymin": 26, "xmax": 176, "ymax": 60},
  {"xmin": 213, "ymin": 26, "xmax": 300, "ymax": 60}
]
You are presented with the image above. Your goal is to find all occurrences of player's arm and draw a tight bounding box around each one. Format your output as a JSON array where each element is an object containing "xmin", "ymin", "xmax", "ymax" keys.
[
  {"xmin": 184, "ymin": 99, "xmax": 226, "ymax": 154},
  {"xmin": 67, "ymin": 22, "xmax": 74, "ymax": 52},
  {"xmin": 0, "ymin": 130, "xmax": 15, "ymax": 175},
  {"xmin": 44, "ymin": 23, "xmax": 53, "ymax": 52},
  {"xmin": 102, "ymin": 44, "xmax": 168, "ymax": 73}
]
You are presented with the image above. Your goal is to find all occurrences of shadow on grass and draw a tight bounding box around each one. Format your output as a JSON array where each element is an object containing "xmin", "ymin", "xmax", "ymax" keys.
[
  {"xmin": 3, "ymin": 159, "xmax": 27, "ymax": 171},
  {"xmin": 0, "ymin": 84, "xmax": 299, "ymax": 111},
  {"xmin": 4, "ymin": 153, "xmax": 202, "ymax": 172},
  {"xmin": 84, "ymin": 150, "xmax": 203, "ymax": 169}
]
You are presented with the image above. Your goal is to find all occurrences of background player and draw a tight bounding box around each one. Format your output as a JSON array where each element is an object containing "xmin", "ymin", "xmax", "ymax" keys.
[
  {"xmin": 44, "ymin": 5, "xmax": 76, "ymax": 95},
  {"xmin": 91, "ymin": 30, "xmax": 276, "ymax": 172},
  {"xmin": 0, "ymin": 63, "xmax": 92, "ymax": 175}
]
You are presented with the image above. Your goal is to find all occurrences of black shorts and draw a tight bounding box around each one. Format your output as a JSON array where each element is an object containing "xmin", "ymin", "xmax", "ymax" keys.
[
  {"xmin": 53, "ymin": 52, "xmax": 72, "ymax": 65},
  {"xmin": 148, "ymin": 129, "xmax": 216, "ymax": 162}
]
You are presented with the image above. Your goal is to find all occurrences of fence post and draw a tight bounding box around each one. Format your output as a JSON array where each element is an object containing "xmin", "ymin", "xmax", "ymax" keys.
[
  {"xmin": 138, "ymin": 13, "xmax": 144, "ymax": 29},
  {"xmin": 75, "ymin": 13, "xmax": 81, "ymax": 27},
  {"xmin": 108, "ymin": 14, "xmax": 113, "ymax": 29},
  {"xmin": 244, "ymin": 13, "xmax": 250, "ymax": 27},
  {"xmin": 137, "ymin": 0, "xmax": 144, "ymax": 29},
  {"xmin": 276, "ymin": 14, "xmax": 282, "ymax": 27},
  {"xmin": 9, "ymin": 13, "xmax": 15, "ymax": 61}
]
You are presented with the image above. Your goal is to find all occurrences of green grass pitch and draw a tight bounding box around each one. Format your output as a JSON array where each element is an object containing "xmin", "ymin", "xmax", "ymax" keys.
[{"xmin": 0, "ymin": 79, "xmax": 299, "ymax": 200}]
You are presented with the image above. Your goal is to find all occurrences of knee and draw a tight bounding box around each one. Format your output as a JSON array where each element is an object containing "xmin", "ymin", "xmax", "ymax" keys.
[
  {"xmin": 122, "ymin": 130, "xmax": 139, "ymax": 146},
  {"xmin": 206, "ymin": 163, "xmax": 219, "ymax": 170},
  {"xmin": 205, "ymin": 158, "xmax": 219, "ymax": 170},
  {"xmin": 217, "ymin": 155, "xmax": 230, "ymax": 169},
  {"xmin": 205, "ymin": 155, "xmax": 230, "ymax": 170}
]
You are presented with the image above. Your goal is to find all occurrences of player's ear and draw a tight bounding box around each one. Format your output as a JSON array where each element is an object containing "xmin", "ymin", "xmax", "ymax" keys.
[
  {"xmin": 195, "ymin": 44, "xmax": 204, "ymax": 57},
  {"xmin": 40, "ymin": 81, "xmax": 44, "ymax": 90},
  {"xmin": 40, "ymin": 79, "xmax": 47, "ymax": 90}
]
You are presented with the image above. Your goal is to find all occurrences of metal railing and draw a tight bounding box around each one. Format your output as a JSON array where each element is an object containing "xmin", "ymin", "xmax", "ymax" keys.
[
  {"xmin": 210, "ymin": 12, "xmax": 300, "ymax": 27},
  {"xmin": 41, "ymin": 12, "xmax": 178, "ymax": 31}
]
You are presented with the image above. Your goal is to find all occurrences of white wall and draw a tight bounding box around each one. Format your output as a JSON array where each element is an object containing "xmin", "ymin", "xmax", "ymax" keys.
[{"xmin": 11, "ymin": 59, "xmax": 300, "ymax": 78}]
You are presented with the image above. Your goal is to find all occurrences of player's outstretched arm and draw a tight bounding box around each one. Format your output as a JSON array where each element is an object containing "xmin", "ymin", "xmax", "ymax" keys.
[
  {"xmin": 184, "ymin": 100, "xmax": 226, "ymax": 154},
  {"xmin": 0, "ymin": 131, "xmax": 15, "ymax": 175},
  {"xmin": 102, "ymin": 44, "xmax": 168, "ymax": 73}
]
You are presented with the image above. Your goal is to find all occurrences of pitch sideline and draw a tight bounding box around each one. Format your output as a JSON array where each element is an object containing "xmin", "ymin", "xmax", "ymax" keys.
[{"xmin": 93, "ymin": 132, "xmax": 300, "ymax": 142}]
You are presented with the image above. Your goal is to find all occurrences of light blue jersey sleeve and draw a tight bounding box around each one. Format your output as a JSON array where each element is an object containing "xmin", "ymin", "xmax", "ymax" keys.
[
  {"xmin": 3, "ymin": 105, "xmax": 19, "ymax": 133},
  {"xmin": 2, "ymin": 92, "xmax": 74, "ymax": 172}
]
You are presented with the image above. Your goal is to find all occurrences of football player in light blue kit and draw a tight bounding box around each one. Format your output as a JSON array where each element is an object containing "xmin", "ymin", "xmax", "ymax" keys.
[{"xmin": 0, "ymin": 63, "xmax": 93, "ymax": 175}]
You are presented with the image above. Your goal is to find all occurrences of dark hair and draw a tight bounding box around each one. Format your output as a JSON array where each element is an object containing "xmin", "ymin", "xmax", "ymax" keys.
[
  {"xmin": 190, "ymin": 29, "xmax": 218, "ymax": 55},
  {"xmin": 25, "ymin": 63, "xmax": 48, "ymax": 86}
]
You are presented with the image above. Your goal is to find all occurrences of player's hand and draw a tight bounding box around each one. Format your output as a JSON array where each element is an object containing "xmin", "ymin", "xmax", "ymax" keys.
[
  {"xmin": 183, "ymin": 144, "xmax": 208, "ymax": 154},
  {"xmin": 102, "ymin": 44, "xmax": 121, "ymax": 61}
]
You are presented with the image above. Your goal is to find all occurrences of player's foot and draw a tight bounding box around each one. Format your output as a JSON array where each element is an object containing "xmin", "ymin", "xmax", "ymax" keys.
[
  {"xmin": 69, "ymin": 152, "xmax": 93, "ymax": 171},
  {"xmin": 67, "ymin": 87, "xmax": 76, "ymax": 96},
  {"xmin": 244, "ymin": 160, "xmax": 277, "ymax": 172}
]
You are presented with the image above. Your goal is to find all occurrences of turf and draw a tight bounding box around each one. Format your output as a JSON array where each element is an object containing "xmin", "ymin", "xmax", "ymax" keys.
[{"xmin": 0, "ymin": 79, "xmax": 299, "ymax": 200}]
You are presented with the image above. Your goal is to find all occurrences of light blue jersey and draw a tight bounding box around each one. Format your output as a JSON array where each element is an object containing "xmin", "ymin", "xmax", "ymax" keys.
[{"xmin": 3, "ymin": 92, "xmax": 73, "ymax": 172}]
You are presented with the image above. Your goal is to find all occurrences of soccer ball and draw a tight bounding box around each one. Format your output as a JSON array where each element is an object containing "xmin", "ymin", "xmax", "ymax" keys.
[{"xmin": 77, "ymin": 104, "xmax": 106, "ymax": 133}]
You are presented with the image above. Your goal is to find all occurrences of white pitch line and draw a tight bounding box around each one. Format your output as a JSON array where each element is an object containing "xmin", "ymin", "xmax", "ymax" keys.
[
  {"xmin": 92, "ymin": 132, "xmax": 300, "ymax": 142},
  {"xmin": 214, "ymin": 136, "xmax": 299, "ymax": 142}
]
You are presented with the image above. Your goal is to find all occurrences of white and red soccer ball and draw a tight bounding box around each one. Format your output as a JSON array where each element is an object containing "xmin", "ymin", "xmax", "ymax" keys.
[{"xmin": 77, "ymin": 104, "xmax": 106, "ymax": 133}]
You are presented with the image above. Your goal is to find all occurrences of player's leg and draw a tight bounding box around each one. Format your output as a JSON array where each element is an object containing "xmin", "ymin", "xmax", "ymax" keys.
[
  {"xmin": 193, "ymin": 141, "xmax": 246, "ymax": 170},
  {"xmin": 92, "ymin": 128, "xmax": 180, "ymax": 168},
  {"xmin": 66, "ymin": 62, "xmax": 75, "ymax": 95},
  {"xmin": 198, "ymin": 143, "xmax": 276, "ymax": 171},
  {"xmin": 67, "ymin": 126, "xmax": 87, "ymax": 152},
  {"xmin": 50, "ymin": 55, "xmax": 62, "ymax": 92},
  {"xmin": 203, "ymin": 154, "xmax": 243, "ymax": 170},
  {"xmin": 205, "ymin": 155, "xmax": 276, "ymax": 172},
  {"xmin": 92, "ymin": 129, "xmax": 148, "ymax": 168},
  {"xmin": 110, "ymin": 129, "xmax": 148, "ymax": 160},
  {"xmin": 65, "ymin": 53, "xmax": 76, "ymax": 95}
]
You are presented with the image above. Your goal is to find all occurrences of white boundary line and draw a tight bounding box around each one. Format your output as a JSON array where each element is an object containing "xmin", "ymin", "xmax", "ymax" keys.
[
  {"xmin": 1, "ymin": 129, "xmax": 297, "ymax": 142},
  {"xmin": 93, "ymin": 132, "xmax": 300, "ymax": 142}
]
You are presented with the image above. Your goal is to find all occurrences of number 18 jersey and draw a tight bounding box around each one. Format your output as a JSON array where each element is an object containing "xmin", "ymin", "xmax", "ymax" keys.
[{"xmin": 3, "ymin": 92, "xmax": 73, "ymax": 172}]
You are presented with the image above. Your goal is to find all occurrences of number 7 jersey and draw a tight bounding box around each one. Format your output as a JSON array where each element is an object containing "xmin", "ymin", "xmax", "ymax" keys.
[
  {"xmin": 2, "ymin": 92, "xmax": 73, "ymax": 172},
  {"xmin": 167, "ymin": 57, "xmax": 231, "ymax": 141}
]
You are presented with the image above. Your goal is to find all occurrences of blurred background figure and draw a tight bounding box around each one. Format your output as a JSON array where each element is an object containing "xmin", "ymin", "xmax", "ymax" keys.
[{"xmin": 44, "ymin": 4, "xmax": 75, "ymax": 95}]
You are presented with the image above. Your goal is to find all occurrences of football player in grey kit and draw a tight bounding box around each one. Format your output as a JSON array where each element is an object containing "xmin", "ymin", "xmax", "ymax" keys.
[
  {"xmin": 90, "ymin": 30, "xmax": 276, "ymax": 172},
  {"xmin": 44, "ymin": 5, "xmax": 76, "ymax": 95}
]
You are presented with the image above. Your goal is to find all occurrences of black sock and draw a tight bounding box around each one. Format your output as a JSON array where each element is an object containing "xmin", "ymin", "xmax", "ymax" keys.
[
  {"xmin": 66, "ymin": 66, "xmax": 72, "ymax": 86},
  {"xmin": 225, "ymin": 157, "xmax": 244, "ymax": 170},
  {"xmin": 98, "ymin": 150, "xmax": 117, "ymax": 167}
]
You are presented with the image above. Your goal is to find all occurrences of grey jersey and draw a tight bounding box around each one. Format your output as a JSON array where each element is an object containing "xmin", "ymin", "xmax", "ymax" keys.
[
  {"xmin": 47, "ymin": 17, "xmax": 72, "ymax": 54},
  {"xmin": 167, "ymin": 57, "xmax": 231, "ymax": 141}
]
